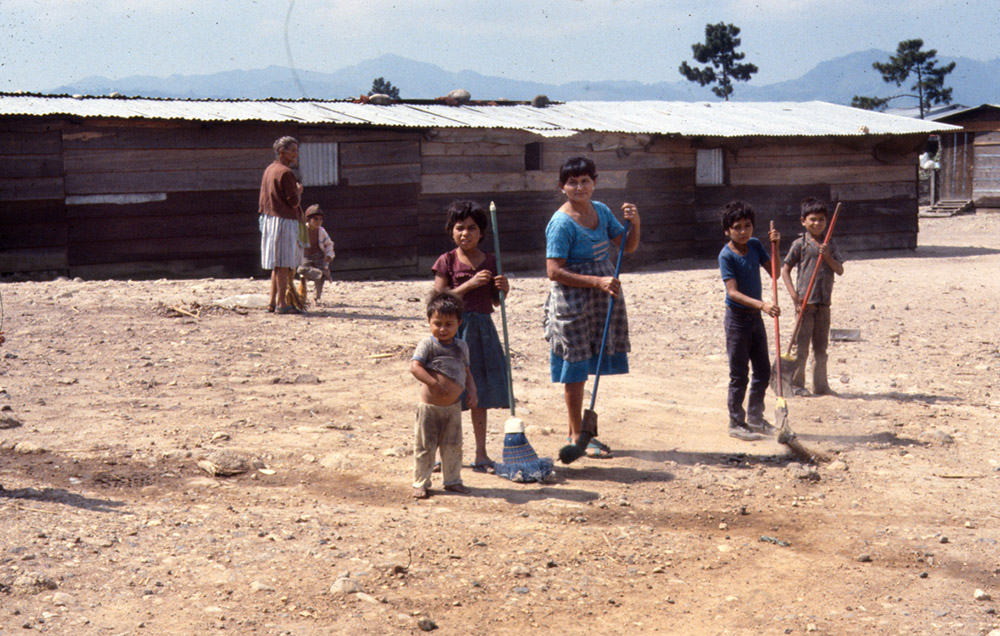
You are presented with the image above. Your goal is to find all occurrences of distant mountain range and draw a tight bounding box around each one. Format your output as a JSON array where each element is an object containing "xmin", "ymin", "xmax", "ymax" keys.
[{"xmin": 49, "ymin": 51, "xmax": 1000, "ymax": 108}]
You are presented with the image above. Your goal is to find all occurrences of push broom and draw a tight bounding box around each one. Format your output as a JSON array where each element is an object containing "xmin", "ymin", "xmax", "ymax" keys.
[
  {"xmin": 559, "ymin": 219, "xmax": 631, "ymax": 464},
  {"xmin": 489, "ymin": 202, "xmax": 554, "ymax": 483},
  {"xmin": 771, "ymin": 202, "xmax": 841, "ymax": 396},
  {"xmin": 770, "ymin": 221, "xmax": 827, "ymax": 463}
]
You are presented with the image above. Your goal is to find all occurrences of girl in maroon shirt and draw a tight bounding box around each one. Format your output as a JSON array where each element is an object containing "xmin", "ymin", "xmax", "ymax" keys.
[{"xmin": 432, "ymin": 200, "xmax": 510, "ymax": 473}]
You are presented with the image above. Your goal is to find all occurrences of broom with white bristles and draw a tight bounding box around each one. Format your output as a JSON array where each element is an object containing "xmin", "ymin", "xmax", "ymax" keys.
[{"xmin": 488, "ymin": 202, "xmax": 554, "ymax": 483}]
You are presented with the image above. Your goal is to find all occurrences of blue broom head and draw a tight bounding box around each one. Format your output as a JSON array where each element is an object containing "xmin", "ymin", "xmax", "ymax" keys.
[{"xmin": 495, "ymin": 418, "xmax": 554, "ymax": 483}]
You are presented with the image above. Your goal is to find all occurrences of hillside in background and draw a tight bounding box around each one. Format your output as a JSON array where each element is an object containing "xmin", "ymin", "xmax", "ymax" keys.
[{"xmin": 49, "ymin": 51, "xmax": 1000, "ymax": 108}]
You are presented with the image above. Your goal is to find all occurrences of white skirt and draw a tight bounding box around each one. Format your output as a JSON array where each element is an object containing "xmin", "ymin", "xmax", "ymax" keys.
[{"xmin": 259, "ymin": 214, "xmax": 303, "ymax": 269}]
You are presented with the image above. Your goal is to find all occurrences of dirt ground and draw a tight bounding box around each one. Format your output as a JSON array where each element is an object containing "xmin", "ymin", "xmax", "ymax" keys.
[{"xmin": 1, "ymin": 213, "xmax": 999, "ymax": 636}]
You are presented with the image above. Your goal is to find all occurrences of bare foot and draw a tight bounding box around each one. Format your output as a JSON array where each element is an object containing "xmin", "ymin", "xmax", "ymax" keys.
[
  {"xmin": 412, "ymin": 486, "xmax": 429, "ymax": 499},
  {"xmin": 443, "ymin": 483, "xmax": 471, "ymax": 495}
]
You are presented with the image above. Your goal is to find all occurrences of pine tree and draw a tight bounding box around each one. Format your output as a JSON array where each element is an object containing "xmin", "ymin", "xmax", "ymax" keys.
[
  {"xmin": 679, "ymin": 23, "xmax": 758, "ymax": 101},
  {"xmin": 368, "ymin": 77, "xmax": 400, "ymax": 99},
  {"xmin": 851, "ymin": 39, "xmax": 955, "ymax": 118}
]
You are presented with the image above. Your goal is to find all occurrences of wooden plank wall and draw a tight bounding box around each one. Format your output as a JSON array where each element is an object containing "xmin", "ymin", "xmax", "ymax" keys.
[
  {"xmin": 2, "ymin": 115, "xmax": 924, "ymax": 279},
  {"xmin": 0, "ymin": 120, "xmax": 68, "ymax": 273},
  {"xmin": 417, "ymin": 129, "xmax": 696, "ymax": 273},
  {"xmin": 417, "ymin": 131, "xmax": 923, "ymax": 274},
  {"xmin": 0, "ymin": 118, "xmax": 424, "ymax": 278},
  {"xmin": 973, "ymin": 131, "xmax": 1000, "ymax": 207},
  {"xmin": 714, "ymin": 137, "xmax": 922, "ymax": 252}
]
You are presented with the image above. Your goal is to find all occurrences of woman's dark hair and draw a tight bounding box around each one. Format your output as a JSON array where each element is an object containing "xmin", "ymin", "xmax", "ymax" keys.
[
  {"xmin": 426, "ymin": 290, "xmax": 464, "ymax": 319},
  {"xmin": 445, "ymin": 200, "xmax": 489, "ymax": 242},
  {"xmin": 720, "ymin": 200, "xmax": 756, "ymax": 231},
  {"xmin": 559, "ymin": 156, "xmax": 598, "ymax": 187}
]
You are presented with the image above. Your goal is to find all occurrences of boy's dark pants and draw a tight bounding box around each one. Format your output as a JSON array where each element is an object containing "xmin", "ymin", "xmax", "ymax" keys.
[
  {"xmin": 791, "ymin": 304, "xmax": 831, "ymax": 393},
  {"xmin": 724, "ymin": 306, "xmax": 771, "ymax": 427}
]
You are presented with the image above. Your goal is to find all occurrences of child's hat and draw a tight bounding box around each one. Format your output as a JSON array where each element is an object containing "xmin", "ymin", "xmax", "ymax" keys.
[{"xmin": 306, "ymin": 204, "xmax": 323, "ymax": 218}]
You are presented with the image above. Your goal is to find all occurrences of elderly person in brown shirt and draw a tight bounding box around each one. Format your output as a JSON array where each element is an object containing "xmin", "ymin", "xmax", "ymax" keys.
[{"xmin": 259, "ymin": 136, "xmax": 305, "ymax": 314}]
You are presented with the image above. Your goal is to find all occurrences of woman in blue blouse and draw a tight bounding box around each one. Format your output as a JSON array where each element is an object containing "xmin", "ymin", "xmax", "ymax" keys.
[{"xmin": 544, "ymin": 157, "xmax": 641, "ymax": 458}]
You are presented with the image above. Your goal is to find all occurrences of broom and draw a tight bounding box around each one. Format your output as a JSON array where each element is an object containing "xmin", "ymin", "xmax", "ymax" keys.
[
  {"xmin": 488, "ymin": 202, "xmax": 554, "ymax": 483},
  {"xmin": 771, "ymin": 203, "xmax": 841, "ymax": 396},
  {"xmin": 559, "ymin": 219, "xmax": 631, "ymax": 464},
  {"xmin": 770, "ymin": 221, "xmax": 827, "ymax": 463}
]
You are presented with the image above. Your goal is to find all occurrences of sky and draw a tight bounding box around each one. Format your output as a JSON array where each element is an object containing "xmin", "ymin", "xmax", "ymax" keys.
[{"xmin": 1, "ymin": 0, "xmax": 997, "ymax": 93}]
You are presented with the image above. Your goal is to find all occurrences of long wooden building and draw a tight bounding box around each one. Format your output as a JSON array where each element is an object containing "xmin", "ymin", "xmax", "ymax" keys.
[{"xmin": 0, "ymin": 94, "xmax": 955, "ymax": 279}]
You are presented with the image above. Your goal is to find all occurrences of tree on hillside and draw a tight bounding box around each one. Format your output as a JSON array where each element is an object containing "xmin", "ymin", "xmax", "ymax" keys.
[
  {"xmin": 851, "ymin": 39, "xmax": 955, "ymax": 118},
  {"xmin": 679, "ymin": 22, "xmax": 758, "ymax": 101},
  {"xmin": 368, "ymin": 77, "xmax": 400, "ymax": 99}
]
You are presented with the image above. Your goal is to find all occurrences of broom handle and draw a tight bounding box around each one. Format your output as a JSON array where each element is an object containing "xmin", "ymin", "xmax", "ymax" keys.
[
  {"xmin": 770, "ymin": 221, "xmax": 784, "ymax": 397},
  {"xmin": 489, "ymin": 202, "xmax": 516, "ymax": 417},
  {"xmin": 589, "ymin": 219, "xmax": 631, "ymax": 411},
  {"xmin": 786, "ymin": 202, "xmax": 841, "ymax": 350}
]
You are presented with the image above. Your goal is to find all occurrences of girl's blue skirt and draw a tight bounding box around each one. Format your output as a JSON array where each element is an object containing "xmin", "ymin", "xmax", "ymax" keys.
[{"xmin": 459, "ymin": 311, "xmax": 510, "ymax": 410}]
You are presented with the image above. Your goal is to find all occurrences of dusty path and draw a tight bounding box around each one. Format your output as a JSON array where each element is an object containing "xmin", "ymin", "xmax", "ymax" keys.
[{"xmin": 1, "ymin": 213, "xmax": 999, "ymax": 635}]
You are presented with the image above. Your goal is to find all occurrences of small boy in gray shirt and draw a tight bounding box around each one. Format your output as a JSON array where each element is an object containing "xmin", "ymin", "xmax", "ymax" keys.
[
  {"xmin": 410, "ymin": 291, "xmax": 477, "ymax": 499},
  {"xmin": 781, "ymin": 197, "xmax": 845, "ymax": 396}
]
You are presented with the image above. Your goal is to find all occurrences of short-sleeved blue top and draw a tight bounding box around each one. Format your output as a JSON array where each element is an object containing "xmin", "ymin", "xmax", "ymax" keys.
[
  {"xmin": 545, "ymin": 201, "xmax": 625, "ymax": 264},
  {"xmin": 719, "ymin": 237, "xmax": 770, "ymax": 310}
]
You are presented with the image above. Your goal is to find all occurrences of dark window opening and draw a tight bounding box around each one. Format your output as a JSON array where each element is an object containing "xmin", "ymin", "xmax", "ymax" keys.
[{"xmin": 525, "ymin": 142, "xmax": 542, "ymax": 171}]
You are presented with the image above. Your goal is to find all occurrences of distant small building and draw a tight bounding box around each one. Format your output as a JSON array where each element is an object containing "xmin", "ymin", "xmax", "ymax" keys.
[
  {"xmin": 0, "ymin": 94, "xmax": 955, "ymax": 279},
  {"xmin": 928, "ymin": 104, "xmax": 1000, "ymax": 211}
]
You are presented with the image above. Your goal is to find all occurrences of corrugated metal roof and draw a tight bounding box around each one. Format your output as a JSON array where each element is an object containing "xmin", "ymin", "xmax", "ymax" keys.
[{"xmin": 0, "ymin": 94, "xmax": 958, "ymax": 137}]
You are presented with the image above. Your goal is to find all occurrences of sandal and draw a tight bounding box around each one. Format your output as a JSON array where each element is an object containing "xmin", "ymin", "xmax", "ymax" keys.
[
  {"xmin": 470, "ymin": 460, "xmax": 496, "ymax": 474},
  {"xmin": 266, "ymin": 304, "xmax": 276, "ymax": 313},
  {"xmin": 413, "ymin": 486, "xmax": 429, "ymax": 499},
  {"xmin": 585, "ymin": 438, "xmax": 613, "ymax": 459},
  {"xmin": 432, "ymin": 461, "xmax": 441, "ymax": 473},
  {"xmin": 443, "ymin": 483, "xmax": 471, "ymax": 494}
]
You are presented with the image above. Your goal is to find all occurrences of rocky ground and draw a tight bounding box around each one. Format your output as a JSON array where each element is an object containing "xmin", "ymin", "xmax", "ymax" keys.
[{"xmin": 1, "ymin": 213, "xmax": 999, "ymax": 636}]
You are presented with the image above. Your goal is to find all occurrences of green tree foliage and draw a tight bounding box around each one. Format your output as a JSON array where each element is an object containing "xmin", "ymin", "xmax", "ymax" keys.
[
  {"xmin": 368, "ymin": 77, "xmax": 400, "ymax": 99},
  {"xmin": 679, "ymin": 23, "xmax": 758, "ymax": 101},
  {"xmin": 852, "ymin": 39, "xmax": 955, "ymax": 118}
]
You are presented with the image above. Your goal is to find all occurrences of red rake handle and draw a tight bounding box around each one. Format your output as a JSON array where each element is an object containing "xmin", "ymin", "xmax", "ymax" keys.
[
  {"xmin": 770, "ymin": 221, "xmax": 784, "ymax": 397},
  {"xmin": 786, "ymin": 202, "xmax": 841, "ymax": 350}
]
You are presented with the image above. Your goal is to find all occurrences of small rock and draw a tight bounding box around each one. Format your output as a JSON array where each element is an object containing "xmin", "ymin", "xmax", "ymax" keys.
[
  {"xmin": 330, "ymin": 578, "xmax": 362, "ymax": 594},
  {"xmin": 839, "ymin": 375, "xmax": 850, "ymax": 384},
  {"xmin": 918, "ymin": 429, "xmax": 954, "ymax": 445},
  {"xmin": 382, "ymin": 447, "xmax": 412, "ymax": 458},
  {"xmin": 939, "ymin": 536, "xmax": 949, "ymax": 544},
  {"xmin": 857, "ymin": 554, "xmax": 872, "ymax": 563},
  {"xmin": 210, "ymin": 431, "xmax": 230, "ymax": 441},
  {"xmin": 445, "ymin": 88, "xmax": 471, "ymax": 103},
  {"xmin": 368, "ymin": 93, "xmax": 393, "ymax": 105},
  {"xmin": 825, "ymin": 460, "xmax": 848, "ymax": 472},
  {"xmin": 417, "ymin": 617, "xmax": 438, "ymax": 631},
  {"xmin": 197, "ymin": 450, "xmax": 249, "ymax": 476},
  {"xmin": 250, "ymin": 581, "xmax": 274, "ymax": 592},
  {"xmin": 12, "ymin": 572, "xmax": 57, "ymax": 595},
  {"xmin": 510, "ymin": 565, "xmax": 531, "ymax": 578},
  {"xmin": 294, "ymin": 373, "xmax": 320, "ymax": 384},
  {"xmin": 14, "ymin": 441, "xmax": 45, "ymax": 454},
  {"xmin": 51, "ymin": 592, "xmax": 74, "ymax": 606},
  {"xmin": 718, "ymin": 522, "xmax": 728, "ymax": 531},
  {"xmin": 356, "ymin": 592, "xmax": 380, "ymax": 604},
  {"xmin": 974, "ymin": 589, "xmax": 992, "ymax": 601},
  {"xmin": 0, "ymin": 415, "xmax": 22, "ymax": 429},
  {"xmin": 320, "ymin": 453, "xmax": 355, "ymax": 471}
]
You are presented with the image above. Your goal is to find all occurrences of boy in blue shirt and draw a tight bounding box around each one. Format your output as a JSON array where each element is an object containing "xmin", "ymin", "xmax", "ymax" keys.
[{"xmin": 718, "ymin": 201, "xmax": 781, "ymax": 441}]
